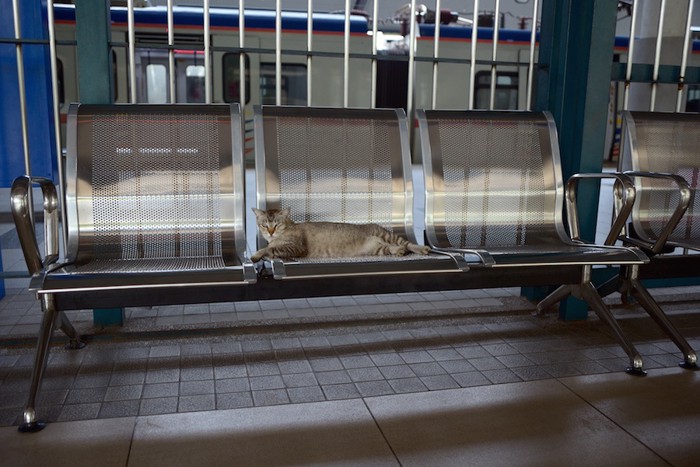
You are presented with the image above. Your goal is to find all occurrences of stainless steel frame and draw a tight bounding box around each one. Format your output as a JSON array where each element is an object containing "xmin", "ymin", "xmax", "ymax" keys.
[
  {"xmin": 597, "ymin": 110, "xmax": 700, "ymax": 371},
  {"xmin": 418, "ymin": 109, "xmax": 655, "ymax": 374}
]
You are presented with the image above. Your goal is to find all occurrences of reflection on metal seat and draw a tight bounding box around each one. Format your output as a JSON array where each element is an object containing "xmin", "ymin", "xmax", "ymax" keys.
[
  {"xmin": 418, "ymin": 109, "xmax": 651, "ymax": 374},
  {"xmin": 253, "ymin": 105, "xmax": 463, "ymax": 279},
  {"xmin": 10, "ymin": 104, "xmax": 255, "ymax": 432}
]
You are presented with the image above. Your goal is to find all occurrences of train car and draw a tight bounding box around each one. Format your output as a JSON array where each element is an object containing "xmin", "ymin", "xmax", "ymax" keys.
[{"xmin": 41, "ymin": 3, "xmax": 700, "ymax": 162}]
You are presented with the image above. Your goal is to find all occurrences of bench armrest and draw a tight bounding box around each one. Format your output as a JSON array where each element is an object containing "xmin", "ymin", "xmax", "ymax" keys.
[
  {"xmin": 621, "ymin": 171, "xmax": 691, "ymax": 255},
  {"xmin": 565, "ymin": 173, "xmax": 636, "ymax": 245},
  {"xmin": 10, "ymin": 176, "xmax": 60, "ymax": 276}
]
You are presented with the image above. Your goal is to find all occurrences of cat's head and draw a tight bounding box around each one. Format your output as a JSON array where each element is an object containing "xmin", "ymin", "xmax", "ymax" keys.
[{"xmin": 252, "ymin": 207, "xmax": 293, "ymax": 241}]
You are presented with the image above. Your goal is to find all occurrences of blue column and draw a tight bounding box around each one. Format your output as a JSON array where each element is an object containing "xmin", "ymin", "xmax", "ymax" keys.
[
  {"xmin": 535, "ymin": 0, "xmax": 619, "ymax": 320},
  {"xmin": 0, "ymin": 0, "xmax": 58, "ymax": 299}
]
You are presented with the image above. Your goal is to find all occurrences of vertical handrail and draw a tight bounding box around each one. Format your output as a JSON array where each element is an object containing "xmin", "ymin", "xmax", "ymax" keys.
[
  {"xmin": 623, "ymin": 0, "xmax": 639, "ymax": 111},
  {"xmin": 431, "ymin": 0, "xmax": 442, "ymax": 109},
  {"xmin": 12, "ymin": 0, "xmax": 32, "ymax": 182},
  {"xmin": 239, "ymin": 0, "xmax": 246, "ymax": 110},
  {"xmin": 343, "ymin": 0, "xmax": 351, "ymax": 107},
  {"xmin": 407, "ymin": 0, "xmax": 417, "ymax": 118},
  {"xmin": 307, "ymin": 0, "xmax": 313, "ymax": 106},
  {"xmin": 275, "ymin": 0, "xmax": 282, "ymax": 105},
  {"xmin": 128, "ymin": 0, "xmax": 136, "ymax": 102},
  {"xmin": 47, "ymin": 0, "xmax": 67, "ymax": 251},
  {"xmin": 525, "ymin": 0, "xmax": 539, "ymax": 110},
  {"xmin": 371, "ymin": 0, "xmax": 379, "ymax": 108},
  {"xmin": 167, "ymin": 0, "xmax": 175, "ymax": 103},
  {"xmin": 204, "ymin": 0, "xmax": 211, "ymax": 104},
  {"xmin": 676, "ymin": 0, "xmax": 695, "ymax": 112},
  {"xmin": 489, "ymin": 0, "xmax": 501, "ymax": 110},
  {"xmin": 650, "ymin": 0, "xmax": 666, "ymax": 111},
  {"xmin": 468, "ymin": 0, "xmax": 479, "ymax": 110}
]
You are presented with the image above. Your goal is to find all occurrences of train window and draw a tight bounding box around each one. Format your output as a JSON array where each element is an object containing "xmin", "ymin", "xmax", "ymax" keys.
[
  {"xmin": 474, "ymin": 71, "xmax": 518, "ymax": 110},
  {"xmin": 146, "ymin": 64, "xmax": 168, "ymax": 104},
  {"xmin": 222, "ymin": 53, "xmax": 251, "ymax": 104},
  {"xmin": 260, "ymin": 63, "xmax": 307, "ymax": 105},
  {"xmin": 186, "ymin": 65, "xmax": 205, "ymax": 103}
]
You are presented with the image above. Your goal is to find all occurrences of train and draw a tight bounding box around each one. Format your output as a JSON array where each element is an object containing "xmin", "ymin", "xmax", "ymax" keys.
[{"xmin": 10, "ymin": 3, "xmax": 700, "ymax": 175}]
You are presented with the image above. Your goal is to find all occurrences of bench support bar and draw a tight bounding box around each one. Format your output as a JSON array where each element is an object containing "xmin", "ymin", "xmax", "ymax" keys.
[
  {"xmin": 19, "ymin": 294, "xmax": 83, "ymax": 433},
  {"xmin": 537, "ymin": 279, "xmax": 646, "ymax": 376}
]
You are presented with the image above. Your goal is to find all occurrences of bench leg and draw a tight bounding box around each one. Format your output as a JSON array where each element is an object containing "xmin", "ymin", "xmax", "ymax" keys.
[
  {"xmin": 18, "ymin": 294, "xmax": 58, "ymax": 433},
  {"xmin": 57, "ymin": 310, "xmax": 85, "ymax": 350},
  {"xmin": 629, "ymin": 278, "xmax": 698, "ymax": 370},
  {"xmin": 535, "ymin": 284, "xmax": 573, "ymax": 315},
  {"xmin": 579, "ymin": 281, "xmax": 645, "ymax": 376}
]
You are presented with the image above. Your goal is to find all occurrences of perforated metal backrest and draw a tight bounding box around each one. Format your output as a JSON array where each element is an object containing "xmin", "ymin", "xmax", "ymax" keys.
[
  {"xmin": 255, "ymin": 106, "xmax": 416, "ymax": 241},
  {"xmin": 621, "ymin": 111, "xmax": 700, "ymax": 246},
  {"xmin": 65, "ymin": 104, "xmax": 245, "ymax": 266},
  {"xmin": 419, "ymin": 110, "xmax": 567, "ymax": 250}
]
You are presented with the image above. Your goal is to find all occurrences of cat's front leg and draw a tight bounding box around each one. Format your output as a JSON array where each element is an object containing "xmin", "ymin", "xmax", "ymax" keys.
[{"xmin": 251, "ymin": 247, "xmax": 270, "ymax": 263}]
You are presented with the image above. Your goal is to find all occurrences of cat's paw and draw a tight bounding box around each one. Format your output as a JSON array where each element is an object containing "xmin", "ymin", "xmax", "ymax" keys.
[
  {"xmin": 251, "ymin": 249, "xmax": 266, "ymax": 262},
  {"xmin": 408, "ymin": 244, "xmax": 431, "ymax": 255},
  {"xmin": 389, "ymin": 244, "xmax": 408, "ymax": 256}
]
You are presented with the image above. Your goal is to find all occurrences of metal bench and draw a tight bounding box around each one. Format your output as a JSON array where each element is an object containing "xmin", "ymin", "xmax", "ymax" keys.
[
  {"xmin": 12, "ymin": 105, "xmax": 683, "ymax": 433},
  {"xmin": 599, "ymin": 110, "xmax": 700, "ymax": 371},
  {"xmin": 10, "ymin": 103, "xmax": 255, "ymax": 432},
  {"xmin": 417, "ymin": 109, "xmax": 653, "ymax": 374}
]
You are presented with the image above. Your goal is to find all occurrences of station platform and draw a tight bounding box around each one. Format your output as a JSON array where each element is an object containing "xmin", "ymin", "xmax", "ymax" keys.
[{"xmin": 0, "ymin": 169, "xmax": 699, "ymax": 465}]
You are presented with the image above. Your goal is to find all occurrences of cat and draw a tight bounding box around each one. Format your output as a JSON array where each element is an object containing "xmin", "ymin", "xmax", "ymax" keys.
[{"xmin": 251, "ymin": 207, "xmax": 430, "ymax": 262}]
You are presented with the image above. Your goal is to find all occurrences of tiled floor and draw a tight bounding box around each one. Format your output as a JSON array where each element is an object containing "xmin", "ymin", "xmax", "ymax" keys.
[{"xmin": 1, "ymin": 283, "xmax": 700, "ymax": 465}]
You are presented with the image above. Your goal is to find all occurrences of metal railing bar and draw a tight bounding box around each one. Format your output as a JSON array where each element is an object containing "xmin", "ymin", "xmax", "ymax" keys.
[
  {"xmin": 650, "ymin": 0, "xmax": 666, "ymax": 111},
  {"xmin": 468, "ymin": 0, "xmax": 479, "ymax": 110},
  {"xmin": 676, "ymin": 0, "xmax": 694, "ymax": 112},
  {"xmin": 128, "ymin": 0, "xmax": 136, "ymax": 102},
  {"xmin": 204, "ymin": 0, "xmax": 211, "ymax": 104}
]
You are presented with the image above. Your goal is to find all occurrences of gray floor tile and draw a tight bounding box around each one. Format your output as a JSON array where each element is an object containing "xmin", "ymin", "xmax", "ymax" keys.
[
  {"xmin": 365, "ymin": 380, "xmax": 667, "ymax": 467},
  {"xmin": 0, "ymin": 417, "xmax": 135, "ymax": 467},
  {"xmin": 560, "ymin": 367, "xmax": 700, "ymax": 467},
  {"xmin": 130, "ymin": 399, "xmax": 398, "ymax": 466}
]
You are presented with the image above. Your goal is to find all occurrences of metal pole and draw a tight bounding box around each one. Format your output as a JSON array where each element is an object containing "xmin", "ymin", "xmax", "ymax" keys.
[
  {"xmin": 240, "ymin": 0, "xmax": 246, "ymax": 110},
  {"xmin": 525, "ymin": 0, "xmax": 538, "ymax": 110},
  {"xmin": 276, "ymin": 0, "xmax": 282, "ymax": 105},
  {"xmin": 128, "ymin": 0, "xmax": 136, "ymax": 102},
  {"xmin": 650, "ymin": 0, "xmax": 666, "ymax": 111},
  {"xmin": 12, "ymin": 0, "xmax": 31, "ymax": 179},
  {"xmin": 343, "ymin": 0, "xmax": 351, "ymax": 107},
  {"xmin": 47, "ymin": 0, "xmax": 67, "ymax": 249},
  {"xmin": 489, "ymin": 0, "xmax": 500, "ymax": 110},
  {"xmin": 676, "ymin": 0, "xmax": 694, "ymax": 112},
  {"xmin": 431, "ymin": 0, "xmax": 442, "ymax": 109},
  {"xmin": 307, "ymin": 0, "xmax": 313, "ymax": 106},
  {"xmin": 468, "ymin": 0, "xmax": 479, "ymax": 110},
  {"xmin": 167, "ymin": 0, "xmax": 175, "ymax": 103},
  {"xmin": 623, "ymin": 0, "xmax": 639, "ymax": 111},
  {"xmin": 407, "ymin": 0, "xmax": 417, "ymax": 116},
  {"xmin": 371, "ymin": 0, "xmax": 378, "ymax": 108},
  {"xmin": 204, "ymin": 0, "xmax": 211, "ymax": 104}
]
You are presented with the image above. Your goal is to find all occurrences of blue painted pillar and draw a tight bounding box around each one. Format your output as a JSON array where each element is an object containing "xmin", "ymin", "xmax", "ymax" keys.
[
  {"xmin": 0, "ymin": 0, "xmax": 57, "ymax": 299},
  {"xmin": 534, "ymin": 0, "xmax": 619, "ymax": 320},
  {"xmin": 75, "ymin": 0, "xmax": 122, "ymax": 326}
]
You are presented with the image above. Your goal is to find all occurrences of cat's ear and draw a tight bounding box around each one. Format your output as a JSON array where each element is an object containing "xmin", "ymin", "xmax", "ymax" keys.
[
  {"xmin": 279, "ymin": 207, "xmax": 291, "ymax": 218},
  {"xmin": 252, "ymin": 208, "xmax": 265, "ymax": 218}
]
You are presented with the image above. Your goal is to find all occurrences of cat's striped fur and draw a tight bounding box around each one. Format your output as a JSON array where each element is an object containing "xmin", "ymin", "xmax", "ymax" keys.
[{"xmin": 251, "ymin": 207, "xmax": 430, "ymax": 262}]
